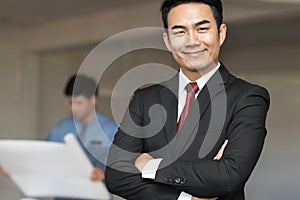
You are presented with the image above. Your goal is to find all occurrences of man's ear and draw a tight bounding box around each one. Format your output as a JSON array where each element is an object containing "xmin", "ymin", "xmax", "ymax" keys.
[
  {"xmin": 219, "ymin": 23, "xmax": 227, "ymax": 46},
  {"xmin": 163, "ymin": 32, "xmax": 172, "ymax": 51},
  {"xmin": 90, "ymin": 95, "xmax": 96, "ymax": 106}
]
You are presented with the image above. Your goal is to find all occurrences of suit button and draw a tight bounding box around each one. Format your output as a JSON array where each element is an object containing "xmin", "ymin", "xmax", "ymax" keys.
[
  {"xmin": 180, "ymin": 178, "xmax": 187, "ymax": 184},
  {"xmin": 174, "ymin": 177, "xmax": 181, "ymax": 184},
  {"xmin": 165, "ymin": 177, "xmax": 173, "ymax": 183}
]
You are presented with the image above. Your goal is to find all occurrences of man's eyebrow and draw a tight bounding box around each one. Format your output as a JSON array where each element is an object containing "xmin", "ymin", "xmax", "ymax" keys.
[
  {"xmin": 171, "ymin": 25, "xmax": 185, "ymax": 30},
  {"xmin": 171, "ymin": 20, "xmax": 211, "ymax": 30},
  {"xmin": 195, "ymin": 20, "xmax": 210, "ymax": 26}
]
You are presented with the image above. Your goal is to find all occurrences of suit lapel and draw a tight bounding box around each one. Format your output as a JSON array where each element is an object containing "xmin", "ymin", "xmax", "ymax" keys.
[
  {"xmin": 198, "ymin": 65, "xmax": 230, "ymax": 118},
  {"xmin": 159, "ymin": 75, "xmax": 179, "ymax": 143},
  {"xmin": 198, "ymin": 65, "xmax": 231, "ymax": 158},
  {"xmin": 157, "ymin": 65, "xmax": 231, "ymax": 157},
  {"xmin": 174, "ymin": 65, "xmax": 231, "ymax": 157},
  {"xmin": 173, "ymin": 97, "xmax": 200, "ymax": 157}
]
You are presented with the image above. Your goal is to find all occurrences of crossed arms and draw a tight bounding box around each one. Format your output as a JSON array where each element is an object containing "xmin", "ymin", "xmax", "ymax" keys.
[{"xmin": 105, "ymin": 85, "xmax": 270, "ymax": 199}]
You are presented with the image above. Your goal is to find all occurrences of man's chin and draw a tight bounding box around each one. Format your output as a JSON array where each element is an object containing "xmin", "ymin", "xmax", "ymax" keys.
[
  {"xmin": 73, "ymin": 114, "xmax": 82, "ymax": 120},
  {"xmin": 184, "ymin": 64, "xmax": 210, "ymax": 73}
]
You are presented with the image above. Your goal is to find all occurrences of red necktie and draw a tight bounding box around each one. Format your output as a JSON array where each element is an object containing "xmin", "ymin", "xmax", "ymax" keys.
[{"xmin": 177, "ymin": 82, "xmax": 199, "ymax": 133}]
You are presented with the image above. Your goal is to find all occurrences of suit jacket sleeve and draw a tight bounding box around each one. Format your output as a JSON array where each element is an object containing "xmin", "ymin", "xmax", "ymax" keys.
[
  {"xmin": 154, "ymin": 85, "xmax": 270, "ymax": 198},
  {"xmin": 105, "ymin": 89, "xmax": 181, "ymax": 200}
]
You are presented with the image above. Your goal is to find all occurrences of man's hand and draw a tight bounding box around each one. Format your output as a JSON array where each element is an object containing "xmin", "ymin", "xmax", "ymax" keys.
[
  {"xmin": 135, "ymin": 141, "xmax": 228, "ymax": 199},
  {"xmin": 214, "ymin": 139, "xmax": 228, "ymax": 160},
  {"xmin": 90, "ymin": 167, "xmax": 105, "ymax": 181},
  {"xmin": 0, "ymin": 166, "xmax": 10, "ymax": 177},
  {"xmin": 192, "ymin": 197, "xmax": 217, "ymax": 200},
  {"xmin": 135, "ymin": 153, "xmax": 153, "ymax": 172},
  {"xmin": 192, "ymin": 140, "xmax": 228, "ymax": 200}
]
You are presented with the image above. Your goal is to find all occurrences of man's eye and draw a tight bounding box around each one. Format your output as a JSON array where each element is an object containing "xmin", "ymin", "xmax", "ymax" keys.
[
  {"xmin": 173, "ymin": 31, "xmax": 185, "ymax": 36},
  {"xmin": 197, "ymin": 27, "xmax": 208, "ymax": 32}
]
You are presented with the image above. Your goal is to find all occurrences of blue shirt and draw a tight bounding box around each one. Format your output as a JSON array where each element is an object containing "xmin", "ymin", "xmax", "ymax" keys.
[
  {"xmin": 46, "ymin": 112, "xmax": 117, "ymax": 200},
  {"xmin": 46, "ymin": 111, "xmax": 118, "ymax": 170}
]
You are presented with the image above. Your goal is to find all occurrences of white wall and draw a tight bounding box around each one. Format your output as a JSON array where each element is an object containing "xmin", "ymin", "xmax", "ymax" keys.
[
  {"xmin": 0, "ymin": 2, "xmax": 162, "ymax": 199},
  {"xmin": 0, "ymin": 0, "xmax": 162, "ymax": 139},
  {"xmin": 0, "ymin": 25, "xmax": 40, "ymax": 140}
]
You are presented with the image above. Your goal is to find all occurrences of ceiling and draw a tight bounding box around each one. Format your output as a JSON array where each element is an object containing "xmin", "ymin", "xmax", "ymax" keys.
[
  {"xmin": 0, "ymin": 0, "xmax": 145, "ymax": 27},
  {"xmin": 0, "ymin": 0, "xmax": 299, "ymax": 28}
]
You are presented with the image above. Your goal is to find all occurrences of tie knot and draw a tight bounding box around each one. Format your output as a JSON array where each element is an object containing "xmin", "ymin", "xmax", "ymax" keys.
[{"xmin": 186, "ymin": 82, "xmax": 199, "ymax": 94}]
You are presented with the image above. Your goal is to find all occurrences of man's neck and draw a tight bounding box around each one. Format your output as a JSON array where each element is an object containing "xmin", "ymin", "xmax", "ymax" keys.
[
  {"xmin": 80, "ymin": 111, "xmax": 96, "ymax": 127},
  {"xmin": 181, "ymin": 62, "xmax": 219, "ymax": 81}
]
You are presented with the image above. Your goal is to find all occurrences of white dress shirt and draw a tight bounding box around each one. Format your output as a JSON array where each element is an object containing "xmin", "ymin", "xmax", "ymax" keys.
[{"xmin": 142, "ymin": 63, "xmax": 221, "ymax": 199}]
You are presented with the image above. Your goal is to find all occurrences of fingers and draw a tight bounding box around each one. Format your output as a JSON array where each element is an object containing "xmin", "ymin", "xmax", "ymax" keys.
[
  {"xmin": 192, "ymin": 197, "xmax": 218, "ymax": 200},
  {"xmin": 0, "ymin": 166, "xmax": 10, "ymax": 177},
  {"xmin": 139, "ymin": 153, "xmax": 153, "ymax": 160},
  {"xmin": 191, "ymin": 141, "xmax": 227, "ymax": 200},
  {"xmin": 135, "ymin": 153, "xmax": 153, "ymax": 172},
  {"xmin": 90, "ymin": 167, "xmax": 105, "ymax": 181},
  {"xmin": 213, "ymin": 139, "xmax": 228, "ymax": 160}
]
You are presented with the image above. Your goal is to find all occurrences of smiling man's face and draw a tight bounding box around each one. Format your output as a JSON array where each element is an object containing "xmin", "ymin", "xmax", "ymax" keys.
[{"xmin": 163, "ymin": 2, "xmax": 227, "ymax": 79}]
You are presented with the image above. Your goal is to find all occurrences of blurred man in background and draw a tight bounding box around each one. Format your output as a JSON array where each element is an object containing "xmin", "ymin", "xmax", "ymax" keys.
[{"xmin": 46, "ymin": 74, "xmax": 118, "ymax": 200}]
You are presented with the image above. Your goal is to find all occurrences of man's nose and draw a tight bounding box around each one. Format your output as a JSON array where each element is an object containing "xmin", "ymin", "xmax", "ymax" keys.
[
  {"xmin": 70, "ymin": 104, "xmax": 78, "ymax": 112},
  {"xmin": 185, "ymin": 31, "xmax": 200, "ymax": 46}
]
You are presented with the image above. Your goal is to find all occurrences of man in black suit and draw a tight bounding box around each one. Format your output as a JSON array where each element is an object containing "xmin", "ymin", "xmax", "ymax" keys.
[{"xmin": 105, "ymin": 0, "xmax": 270, "ymax": 199}]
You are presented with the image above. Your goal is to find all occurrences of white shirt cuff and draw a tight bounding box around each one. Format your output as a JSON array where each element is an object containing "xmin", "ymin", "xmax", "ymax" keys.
[
  {"xmin": 141, "ymin": 158, "xmax": 162, "ymax": 179},
  {"xmin": 178, "ymin": 192, "xmax": 192, "ymax": 200}
]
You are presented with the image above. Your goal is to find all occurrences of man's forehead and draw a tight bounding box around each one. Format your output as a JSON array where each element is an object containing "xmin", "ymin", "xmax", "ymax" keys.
[
  {"xmin": 168, "ymin": 2, "xmax": 211, "ymax": 14},
  {"xmin": 167, "ymin": 3, "xmax": 214, "ymax": 25},
  {"xmin": 68, "ymin": 95, "xmax": 90, "ymax": 101}
]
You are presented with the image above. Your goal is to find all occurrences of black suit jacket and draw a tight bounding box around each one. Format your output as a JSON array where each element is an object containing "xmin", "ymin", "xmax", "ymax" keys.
[{"xmin": 105, "ymin": 64, "xmax": 270, "ymax": 200}]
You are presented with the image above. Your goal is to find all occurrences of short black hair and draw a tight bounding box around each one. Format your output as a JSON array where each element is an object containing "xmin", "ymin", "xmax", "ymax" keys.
[
  {"xmin": 161, "ymin": 0, "xmax": 223, "ymax": 30},
  {"xmin": 64, "ymin": 74, "xmax": 98, "ymax": 98}
]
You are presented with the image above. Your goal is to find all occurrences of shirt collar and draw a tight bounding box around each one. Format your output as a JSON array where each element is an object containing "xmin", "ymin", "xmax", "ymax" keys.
[
  {"xmin": 178, "ymin": 62, "xmax": 221, "ymax": 95},
  {"xmin": 74, "ymin": 112, "xmax": 98, "ymax": 129}
]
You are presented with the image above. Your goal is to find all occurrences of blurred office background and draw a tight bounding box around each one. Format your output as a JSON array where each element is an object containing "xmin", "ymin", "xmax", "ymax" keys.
[{"xmin": 0, "ymin": 0, "xmax": 299, "ymax": 199}]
